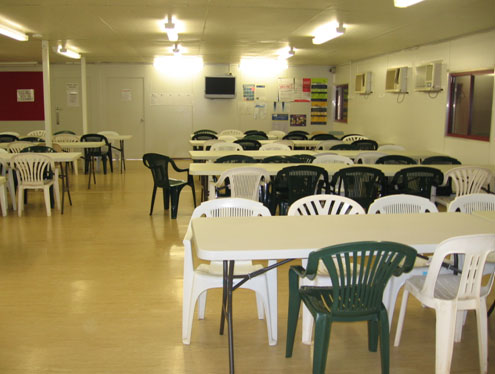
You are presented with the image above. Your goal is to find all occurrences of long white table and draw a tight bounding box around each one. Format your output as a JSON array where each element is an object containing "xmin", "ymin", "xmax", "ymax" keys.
[{"xmin": 190, "ymin": 212, "xmax": 495, "ymax": 373}]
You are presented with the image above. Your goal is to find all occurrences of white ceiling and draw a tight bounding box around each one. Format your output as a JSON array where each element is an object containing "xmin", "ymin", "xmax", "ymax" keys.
[{"xmin": 0, "ymin": 0, "xmax": 494, "ymax": 65}]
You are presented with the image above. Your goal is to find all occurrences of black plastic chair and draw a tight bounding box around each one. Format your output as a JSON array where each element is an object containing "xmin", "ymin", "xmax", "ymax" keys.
[
  {"xmin": 261, "ymin": 156, "xmax": 295, "ymax": 163},
  {"xmin": 214, "ymin": 155, "xmax": 256, "ymax": 163},
  {"xmin": 244, "ymin": 130, "xmax": 267, "ymax": 137},
  {"xmin": 243, "ymin": 134, "xmax": 268, "ymax": 140},
  {"xmin": 310, "ymin": 133, "xmax": 338, "ymax": 141},
  {"xmin": 290, "ymin": 154, "xmax": 315, "ymax": 163},
  {"xmin": 330, "ymin": 166, "xmax": 385, "ymax": 211},
  {"xmin": 286, "ymin": 241, "xmax": 417, "ymax": 374},
  {"xmin": 20, "ymin": 145, "xmax": 57, "ymax": 153},
  {"xmin": 283, "ymin": 133, "xmax": 308, "ymax": 140},
  {"xmin": 80, "ymin": 134, "xmax": 113, "ymax": 175},
  {"xmin": 19, "ymin": 136, "xmax": 44, "ymax": 142},
  {"xmin": 421, "ymin": 156, "xmax": 461, "ymax": 196},
  {"xmin": 376, "ymin": 155, "xmax": 417, "ymax": 165},
  {"xmin": 288, "ymin": 130, "xmax": 309, "ymax": 136},
  {"xmin": 269, "ymin": 165, "xmax": 329, "ymax": 215},
  {"xmin": 191, "ymin": 133, "xmax": 218, "ymax": 140},
  {"xmin": 351, "ymin": 139, "xmax": 378, "ymax": 150},
  {"xmin": 330, "ymin": 143, "xmax": 354, "ymax": 150},
  {"xmin": 54, "ymin": 130, "xmax": 76, "ymax": 135},
  {"xmin": 193, "ymin": 129, "xmax": 217, "ymax": 136},
  {"xmin": 389, "ymin": 166, "xmax": 444, "ymax": 199},
  {"xmin": 142, "ymin": 153, "xmax": 196, "ymax": 219},
  {"xmin": 0, "ymin": 134, "xmax": 19, "ymax": 143},
  {"xmin": 234, "ymin": 139, "xmax": 261, "ymax": 150}
]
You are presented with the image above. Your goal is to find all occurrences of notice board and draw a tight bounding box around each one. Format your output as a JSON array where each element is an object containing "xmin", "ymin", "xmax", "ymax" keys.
[{"xmin": 0, "ymin": 72, "xmax": 44, "ymax": 121}]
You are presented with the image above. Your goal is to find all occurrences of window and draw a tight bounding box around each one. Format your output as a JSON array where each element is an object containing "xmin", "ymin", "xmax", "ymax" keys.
[
  {"xmin": 334, "ymin": 84, "xmax": 348, "ymax": 123},
  {"xmin": 446, "ymin": 69, "xmax": 494, "ymax": 141}
]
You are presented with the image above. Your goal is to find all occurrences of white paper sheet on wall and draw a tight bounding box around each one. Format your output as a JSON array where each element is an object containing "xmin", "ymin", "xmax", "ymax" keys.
[{"xmin": 254, "ymin": 103, "xmax": 267, "ymax": 120}]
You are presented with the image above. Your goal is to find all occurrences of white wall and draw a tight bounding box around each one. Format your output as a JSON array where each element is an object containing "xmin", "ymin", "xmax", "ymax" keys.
[
  {"xmin": 333, "ymin": 29, "xmax": 495, "ymax": 165},
  {"xmin": 0, "ymin": 62, "xmax": 333, "ymax": 158}
]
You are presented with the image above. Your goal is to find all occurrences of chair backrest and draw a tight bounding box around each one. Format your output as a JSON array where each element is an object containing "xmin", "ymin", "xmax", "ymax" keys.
[
  {"xmin": 7, "ymin": 141, "xmax": 33, "ymax": 153},
  {"xmin": 214, "ymin": 155, "xmax": 256, "ymax": 163},
  {"xmin": 330, "ymin": 166, "xmax": 385, "ymax": 211},
  {"xmin": 310, "ymin": 133, "xmax": 338, "ymax": 141},
  {"xmin": 0, "ymin": 131, "xmax": 20, "ymax": 137},
  {"xmin": 275, "ymin": 140, "xmax": 294, "ymax": 149},
  {"xmin": 421, "ymin": 234, "xmax": 495, "ymax": 300},
  {"xmin": 20, "ymin": 136, "xmax": 44, "ymax": 142},
  {"xmin": 98, "ymin": 131, "xmax": 119, "ymax": 143},
  {"xmin": 210, "ymin": 142, "xmax": 243, "ymax": 151},
  {"xmin": 355, "ymin": 151, "xmax": 387, "ymax": 164},
  {"xmin": 234, "ymin": 139, "xmax": 261, "ymax": 150},
  {"xmin": 142, "ymin": 153, "xmax": 172, "ymax": 188},
  {"xmin": 368, "ymin": 194, "xmax": 439, "ymax": 214},
  {"xmin": 288, "ymin": 130, "xmax": 309, "ymax": 136},
  {"xmin": 447, "ymin": 193, "xmax": 495, "ymax": 213},
  {"xmin": 304, "ymin": 241, "xmax": 417, "ymax": 315},
  {"xmin": 81, "ymin": 133, "xmax": 109, "ymax": 144},
  {"xmin": 216, "ymin": 167, "xmax": 270, "ymax": 201},
  {"xmin": 375, "ymin": 155, "xmax": 417, "ymax": 165},
  {"xmin": 244, "ymin": 130, "xmax": 267, "ymax": 138},
  {"xmin": 312, "ymin": 154, "xmax": 354, "ymax": 165},
  {"xmin": 283, "ymin": 133, "xmax": 308, "ymax": 140},
  {"xmin": 218, "ymin": 135, "xmax": 238, "ymax": 142},
  {"xmin": 316, "ymin": 140, "xmax": 344, "ymax": 150},
  {"xmin": 243, "ymin": 134, "xmax": 268, "ymax": 140},
  {"xmin": 267, "ymin": 130, "xmax": 286, "ymax": 139},
  {"xmin": 444, "ymin": 166, "xmax": 492, "ymax": 197},
  {"xmin": 27, "ymin": 130, "xmax": 46, "ymax": 138},
  {"xmin": 53, "ymin": 130, "xmax": 76, "ymax": 135},
  {"xmin": 0, "ymin": 134, "xmax": 20, "ymax": 142},
  {"xmin": 390, "ymin": 166, "xmax": 444, "ymax": 199},
  {"xmin": 53, "ymin": 134, "xmax": 79, "ymax": 143},
  {"xmin": 421, "ymin": 156, "xmax": 461, "ymax": 165},
  {"xmin": 20, "ymin": 145, "xmax": 57, "ymax": 153},
  {"xmin": 341, "ymin": 134, "xmax": 367, "ymax": 143},
  {"xmin": 351, "ymin": 139, "xmax": 378, "ymax": 150},
  {"xmin": 11, "ymin": 153, "xmax": 55, "ymax": 185},
  {"xmin": 330, "ymin": 143, "xmax": 354, "ymax": 151},
  {"xmin": 259, "ymin": 143, "xmax": 291, "ymax": 151},
  {"xmin": 193, "ymin": 129, "xmax": 217, "ymax": 136},
  {"xmin": 290, "ymin": 154, "xmax": 315, "ymax": 163},
  {"xmin": 377, "ymin": 144, "xmax": 406, "ymax": 152},
  {"xmin": 277, "ymin": 165, "xmax": 329, "ymax": 206},
  {"xmin": 192, "ymin": 133, "xmax": 217, "ymax": 140},
  {"xmin": 192, "ymin": 197, "xmax": 271, "ymax": 218},
  {"xmin": 260, "ymin": 156, "xmax": 294, "ymax": 163},
  {"xmin": 288, "ymin": 195, "xmax": 365, "ymax": 216},
  {"xmin": 218, "ymin": 129, "xmax": 243, "ymax": 137}
]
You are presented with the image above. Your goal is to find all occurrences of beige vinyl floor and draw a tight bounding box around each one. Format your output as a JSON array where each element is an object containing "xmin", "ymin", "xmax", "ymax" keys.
[{"xmin": 0, "ymin": 159, "xmax": 494, "ymax": 373}]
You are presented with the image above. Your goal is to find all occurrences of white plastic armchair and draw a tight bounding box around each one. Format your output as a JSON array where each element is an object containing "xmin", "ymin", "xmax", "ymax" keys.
[
  {"xmin": 259, "ymin": 143, "xmax": 291, "ymax": 151},
  {"xmin": 214, "ymin": 167, "xmax": 270, "ymax": 201},
  {"xmin": 394, "ymin": 234, "xmax": 495, "ymax": 374},
  {"xmin": 288, "ymin": 194, "xmax": 365, "ymax": 344},
  {"xmin": 218, "ymin": 129, "xmax": 243, "ymax": 138},
  {"xmin": 209, "ymin": 142, "xmax": 243, "ymax": 151},
  {"xmin": 448, "ymin": 193, "xmax": 495, "ymax": 213},
  {"xmin": 11, "ymin": 153, "xmax": 60, "ymax": 216},
  {"xmin": 182, "ymin": 198, "xmax": 275, "ymax": 345},
  {"xmin": 312, "ymin": 154, "xmax": 354, "ymax": 165}
]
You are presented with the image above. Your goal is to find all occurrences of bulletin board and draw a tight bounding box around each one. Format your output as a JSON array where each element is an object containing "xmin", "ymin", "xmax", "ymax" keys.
[{"xmin": 0, "ymin": 72, "xmax": 45, "ymax": 121}]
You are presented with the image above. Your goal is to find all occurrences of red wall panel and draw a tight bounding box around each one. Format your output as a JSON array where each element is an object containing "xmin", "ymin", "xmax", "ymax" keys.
[{"xmin": 0, "ymin": 72, "xmax": 45, "ymax": 121}]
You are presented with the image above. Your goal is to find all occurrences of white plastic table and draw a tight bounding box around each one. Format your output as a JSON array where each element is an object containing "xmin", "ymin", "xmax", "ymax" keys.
[{"xmin": 190, "ymin": 212, "xmax": 495, "ymax": 373}]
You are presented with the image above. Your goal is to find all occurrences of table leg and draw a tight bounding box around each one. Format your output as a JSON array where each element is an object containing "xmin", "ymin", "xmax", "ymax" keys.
[
  {"xmin": 120, "ymin": 140, "xmax": 126, "ymax": 172},
  {"xmin": 267, "ymin": 260, "xmax": 278, "ymax": 344},
  {"xmin": 227, "ymin": 260, "xmax": 235, "ymax": 374},
  {"xmin": 220, "ymin": 261, "xmax": 228, "ymax": 335}
]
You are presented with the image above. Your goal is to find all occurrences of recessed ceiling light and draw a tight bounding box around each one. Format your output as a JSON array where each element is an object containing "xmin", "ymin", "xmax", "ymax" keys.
[
  {"xmin": 394, "ymin": 0, "xmax": 424, "ymax": 8},
  {"xmin": 312, "ymin": 22, "xmax": 345, "ymax": 45}
]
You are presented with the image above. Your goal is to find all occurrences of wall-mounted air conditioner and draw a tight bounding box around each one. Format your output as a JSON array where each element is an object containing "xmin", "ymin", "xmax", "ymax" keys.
[
  {"xmin": 415, "ymin": 62, "xmax": 442, "ymax": 92},
  {"xmin": 355, "ymin": 72, "xmax": 372, "ymax": 94},
  {"xmin": 385, "ymin": 66, "xmax": 408, "ymax": 93}
]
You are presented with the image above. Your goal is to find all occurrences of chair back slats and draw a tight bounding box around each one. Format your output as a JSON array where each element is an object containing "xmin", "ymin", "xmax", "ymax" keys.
[
  {"xmin": 210, "ymin": 142, "xmax": 243, "ymax": 151},
  {"xmin": 288, "ymin": 195, "xmax": 365, "ymax": 216},
  {"xmin": 445, "ymin": 166, "xmax": 491, "ymax": 197},
  {"xmin": 376, "ymin": 155, "xmax": 416, "ymax": 165},
  {"xmin": 447, "ymin": 193, "xmax": 495, "ymax": 213},
  {"xmin": 216, "ymin": 167, "xmax": 269, "ymax": 201},
  {"xmin": 214, "ymin": 154, "xmax": 255, "ymax": 163},
  {"xmin": 285, "ymin": 166, "xmax": 328, "ymax": 204},
  {"xmin": 368, "ymin": 194, "xmax": 438, "ymax": 214},
  {"xmin": 351, "ymin": 139, "xmax": 378, "ymax": 150},
  {"xmin": 142, "ymin": 153, "xmax": 171, "ymax": 188},
  {"xmin": 390, "ymin": 166, "xmax": 443, "ymax": 199},
  {"xmin": 12, "ymin": 154, "xmax": 53, "ymax": 186}
]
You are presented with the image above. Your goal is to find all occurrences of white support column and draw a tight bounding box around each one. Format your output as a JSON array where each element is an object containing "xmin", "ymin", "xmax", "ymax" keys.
[
  {"xmin": 81, "ymin": 56, "xmax": 88, "ymax": 134},
  {"xmin": 41, "ymin": 40, "xmax": 53, "ymax": 146}
]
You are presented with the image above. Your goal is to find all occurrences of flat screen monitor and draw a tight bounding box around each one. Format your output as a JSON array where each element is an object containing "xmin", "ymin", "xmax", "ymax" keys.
[{"xmin": 205, "ymin": 76, "xmax": 236, "ymax": 99}]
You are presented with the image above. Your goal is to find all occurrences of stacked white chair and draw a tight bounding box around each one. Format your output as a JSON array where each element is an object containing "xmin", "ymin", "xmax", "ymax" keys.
[
  {"xmin": 217, "ymin": 135, "xmax": 238, "ymax": 142},
  {"xmin": 214, "ymin": 167, "xmax": 270, "ymax": 201},
  {"xmin": 368, "ymin": 194, "xmax": 438, "ymax": 326},
  {"xmin": 394, "ymin": 234, "xmax": 495, "ymax": 374},
  {"xmin": 287, "ymin": 195, "xmax": 365, "ymax": 344},
  {"xmin": 182, "ymin": 198, "xmax": 275, "ymax": 345},
  {"xmin": 275, "ymin": 140, "xmax": 294, "ymax": 149}
]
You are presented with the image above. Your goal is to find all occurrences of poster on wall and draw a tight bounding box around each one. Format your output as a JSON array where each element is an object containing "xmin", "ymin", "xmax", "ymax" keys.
[
  {"xmin": 290, "ymin": 114, "xmax": 307, "ymax": 127},
  {"xmin": 272, "ymin": 113, "xmax": 289, "ymax": 132},
  {"xmin": 16, "ymin": 89, "xmax": 34, "ymax": 102},
  {"xmin": 278, "ymin": 78, "xmax": 294, "ymax": 102},
  {"xmin": 255, "ymin": 85, "xmax": 266, "ymax": 101},
  {"xmin": 121, "ymin": 88, "xmax": 132, "ymax": 102},
  {"xmin": 294, "ymin": 78, "xmax": 311, "ymax": 102},
  {"xmin": 243, "ymin": 84, "xmax": 255, "ymax": 101},
  {"xmin": 66, "ymin": 83, "xmax": 80, "ymax": 107},
  {"xmin": 310, "ymin": 78, "xmax": 328, "ymax": 125}
]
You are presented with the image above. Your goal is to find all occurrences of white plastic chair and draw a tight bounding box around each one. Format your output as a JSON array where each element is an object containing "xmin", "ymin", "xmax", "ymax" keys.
[
  {"xmin": 368, "ymin": 194, "xmax": 438, "ymax": 325},
  {"xmin": 214, "ymin": 167, "xmax": 270, "ymax": 201},
  {"xmin": 355, "ymin": 151, "xmax": 387, "ymax": 164},
  {"xmin": 11, "ymin": 153, "xmax": 61, "ymax": 216},
  {"xmin": 394, "ymin": 234, "xmax": 495, "ymax": 374},
  {"xmin": 316, "ymin": 140, "xmax": 344, "ymax": 150},
  {"xmin": 0, "ymin": 176, "xmax": 7, "ymax": 216},
  {"xmin": 448, "ymin": 193, "xmax": 495, "ymax": 213},
  {"xmin": 26, "ymin": 130, "xmax": 46, "ymax": 138},
  {"xmin": 209, "ymin": 142, "xmax": 243, "ymax": 151},
  {"xmin": 435, "ymin": 166, "xmax": 492, "ymax": 207},
  {"xmin": 202, "ymin": 139, "xmax": 224, "ymax": 150},
  {"xmin": 217, "ymin": 135, "xmax": 237, "ymax": 142},
  {"xmin": 342, "ymin": 135, "xmax": 367, "ymax": 143},
  {"xmin": 182, "ymin": 198, "xmax": 275, "ymax": 345},
  {"xmin": 0, "ymin": 131, "xmax": 20, "ymax": 137},
  {"xmin": 0, "ymin": 153, "xmax": 16, "ymax": 211},
  {"xmin": 8, "ymin": 141, "xmax": 33, "ymax": 153},
  {"xmin": 377, "ymin": 144, "xmax": 406, "ymax": 152},
  {"xmin": 288, "ymin": 195, "xmax": 365, "ymax": 344},
  {"xmin": 218, "ymin": 129, "xmax": 243, "ymax": 138},
  {"xmin": 267, "ymin": 130, "xmax": 286, "ymax": 139},
  {"xmin": 259, "ymin": 143, "xmax": 291, "ymax": 151},
  {"xmin": 312, "ymin": 154, "xmax": 354, "ymax": 165}
]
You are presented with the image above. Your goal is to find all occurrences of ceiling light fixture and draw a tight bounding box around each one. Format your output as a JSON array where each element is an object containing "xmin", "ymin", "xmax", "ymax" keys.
[
  {"xmin": 312, "ymin": 21, "xmax": 345, "ymax": 45},
  {"xmin": 394, "ymin": 0, "xmax": 424, "ymax": 7},
  {"xmin": 278, "ymin": 46, "xmax": 296, "ymax": 59},
  {"xmin": 57, "ymin": 45, "xmax": 81, "ymax": 59},
  {"xmin": 172, "ymin": 43, "xmax": 181, "ymax": 55},
  {"xmin": 164, "ymin": 15, "xmax": 179, "ymax": 42},
  {"xmin": 0, "ymin": 24, "xmax": 28, "ymax": 41}
]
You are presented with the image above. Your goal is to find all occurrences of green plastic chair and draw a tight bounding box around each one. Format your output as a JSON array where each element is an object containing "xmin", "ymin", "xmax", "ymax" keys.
[{"xmin": 286, "ymin": 241, "xmax": 417, "ymax": 374}]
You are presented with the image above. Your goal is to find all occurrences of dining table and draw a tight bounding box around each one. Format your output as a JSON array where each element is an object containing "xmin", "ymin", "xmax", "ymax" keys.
[{"xmin": 189, "ymin": 212, "xmax": 495, "ymax": 374}]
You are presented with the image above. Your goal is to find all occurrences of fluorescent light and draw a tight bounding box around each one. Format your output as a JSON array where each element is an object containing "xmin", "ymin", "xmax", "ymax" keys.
[
  {"xmin": 153, "ymin": 55, "xmax": 203, "ymax": 75},
  {"xmin": 164, "ymin": 15, "xmax": 179, "ymax": 42},
  {"xmin": 57, "ymin": 45, "xmax": 81, "ymax": 59},
  {"xmin": 312, "ymin": 22, "xmax": 345, "ymax": 45},
  {"xmin": 394, "ymin": 0, "xmax": 424, "ymax": 7},
  {"xmin": 0, "ymin": 25, "xmax": 28, "ymax": 41},
  {"xmin": 277, "ymin": 46, "xmax": 295, "ymax": 59},
  {"xmin": 239, "ymin": 58, "xmax": 288, "ymax": 76}
]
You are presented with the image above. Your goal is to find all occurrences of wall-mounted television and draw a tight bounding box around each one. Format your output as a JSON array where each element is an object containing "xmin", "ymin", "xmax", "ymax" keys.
[{"xmin": 205, "ymin": 76, "xmax": 236, "ymax": 99}]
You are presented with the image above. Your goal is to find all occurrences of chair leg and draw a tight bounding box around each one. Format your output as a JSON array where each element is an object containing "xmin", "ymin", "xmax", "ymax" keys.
[
  {"xmin": 312, "ymin": 314, "xmax": 332, "ymax": 374},
  {"xmin": 170, "ymin": 188, "xmax": 182, "ymax": 219},
  {"xmin": 477, "ymin": 301, "xmax": 488, "ymax": 374},
  {"xmin": 255, "ymin": 293, "xmax": 265, "ymax": 319},
  {"xmin": 197, "ymin": 291, "xmax": 207, "ymax": 319},
  {"xmin": 102, "ymin": 155, "xmax": 107, "ymax": 174},
  {"xmin": 393, "ymin": 290, "xmax": 409, "ymax": 347},
  {"xmin": 368, "ymin": 319, "xmax": 378, "ymax": 352},
  {"xmin": 435, "ymin": 304, "xmax": 456, "ymax": 374},
  {"xmin": 17, "ymin": 186, "xmax": 23, "ymax": 217},
  {"xmin": 149, "ymin": 186, "xmax": 157, "ymax": 215},
  {"xmin": 190, "ymin": 180, "xmax": 197, "ymax": 208},
  {"xmin": 0, "ymin": 183, "xmax": 7, "ymax": 216},
  {"xmin": 286, "ymin": 270, "xmax": 302, "ymax": 358},
  {"xmin": 163, "ymin": 189, "xmax": 170, "ymax": 210},
  {"xmin": 379, "ymin": 308, "xmax": 390, "ymax": 374},
  {"xmin": 43, "ymin": 187, "xmax": 52, "ymax": 216}
]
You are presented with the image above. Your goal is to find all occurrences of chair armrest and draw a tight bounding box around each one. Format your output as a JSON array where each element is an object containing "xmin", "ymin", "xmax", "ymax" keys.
[{"xmin": 169, "ymin": 158, "xmax": 189, "ymax": 174}]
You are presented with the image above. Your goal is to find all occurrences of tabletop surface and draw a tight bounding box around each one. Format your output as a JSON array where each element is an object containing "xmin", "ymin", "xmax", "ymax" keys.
[
  {"xmin": 472, "ymin": 210, "xmax": 495, "ymax": 222},
  {"xmin": 191, "ymin": 212, "xmax": 495, "ymax": 261}
]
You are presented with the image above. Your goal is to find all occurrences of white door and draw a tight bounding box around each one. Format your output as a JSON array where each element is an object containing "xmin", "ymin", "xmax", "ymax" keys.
[
  {"xmin": 104, "ymin": 78, "xmax": 145, "ymax": 159},
  {"xmin": 52, "ymin": 77, "xmax": 85, "ymax": 135}
]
